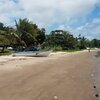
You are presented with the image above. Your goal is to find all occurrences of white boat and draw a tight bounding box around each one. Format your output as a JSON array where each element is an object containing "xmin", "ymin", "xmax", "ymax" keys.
[
  {"xmin": 13, "ymin": 50, "xmax": 52, "ymax": 57},
  {"xmin": 34, "ymin": 50, "xmax": 52, "ymax": 57},
  {"xmin": 13, "ymin": 51, "xmax": 35, "ymax": 57}
]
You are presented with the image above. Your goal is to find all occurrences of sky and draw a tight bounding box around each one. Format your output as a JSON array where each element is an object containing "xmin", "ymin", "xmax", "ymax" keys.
[{"xmin": 0, "ymin": 0, "xmax": 100, "ymax": 39}]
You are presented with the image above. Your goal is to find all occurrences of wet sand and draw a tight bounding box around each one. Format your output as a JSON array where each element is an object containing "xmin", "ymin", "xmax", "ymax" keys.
[
  {"xmin": 92, "ymin": 56, "xmax": 100, "ymax": 98},
  {"xmin": 0, "ymin": 51, "xmax": 98, "ymax": 100}
]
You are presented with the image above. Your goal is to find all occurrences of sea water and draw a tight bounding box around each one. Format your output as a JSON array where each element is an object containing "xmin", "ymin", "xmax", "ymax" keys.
[{"xmin": 94, "ymin": 56, "xmax": 100, "ymax": 95}]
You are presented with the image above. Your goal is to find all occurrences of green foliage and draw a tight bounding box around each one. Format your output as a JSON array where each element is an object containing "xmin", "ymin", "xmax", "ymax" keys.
[
  {"xmin": 91, "ymin": 39, "xmax": 100, "ymax": 48},
  {"xmin": 75, "ymin": 34, "xmax": 92, "ymax": 49},
  {"xmin": 0, "ymin": 49, "xmax": 12, "ymax": 56},
  {"xmin": 0, "ymin": 35, "xmax": 10, "ymax": 46},
  {"xmin": 0, "ymin": 19, "xmax": 100, "ymax": 54},
  {"xmin": 0, "ymin": 22, "xmax": 4, "ymax": 30},
  {"xmin": 43, "ymin": 30, "xmax": 77, "ymax": 50},
  {"xmin": 15, "ymin": 18, "xmax": 46, "ymax": 47},
  {"xmin": 53, "ymin": 46, "xmax": 63, "ymax": 51}
]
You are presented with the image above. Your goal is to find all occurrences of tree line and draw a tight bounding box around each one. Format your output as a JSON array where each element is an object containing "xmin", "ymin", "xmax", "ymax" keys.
[{"xmin": 0, "ymin": 18, "xmax": 100, "ymax": 52}]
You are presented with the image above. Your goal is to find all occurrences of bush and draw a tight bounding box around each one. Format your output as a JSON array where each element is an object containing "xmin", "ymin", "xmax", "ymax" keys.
[{"xmin": 53, "ymin": 46, "xmax": 63, "ymax": 51}]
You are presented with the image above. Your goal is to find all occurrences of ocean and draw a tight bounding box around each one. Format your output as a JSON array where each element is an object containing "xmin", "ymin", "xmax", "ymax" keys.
[{"xmin": 94, "ymin": 56, "xmax": 100, "ymax": 96}]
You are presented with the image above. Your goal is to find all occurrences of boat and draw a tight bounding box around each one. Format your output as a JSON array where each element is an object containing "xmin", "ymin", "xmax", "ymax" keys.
[
  {"xmin": 13, "ymin": 50, "xmax": 52, "ymax": 57},
  {"xmin": 13, "ymin": 51, "xmax": 35, "ymax": 57},
  {"xmin": 34, "ymin": 50, "xmax": 52, "ymax": 57}
]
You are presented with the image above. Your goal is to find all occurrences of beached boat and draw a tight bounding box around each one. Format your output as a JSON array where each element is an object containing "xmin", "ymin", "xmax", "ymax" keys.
[
  {"xmin": 13, "ymin": 51, "xmax": 36, "ymax": 57},
  {"xmin": 13, "ymin": 50, "xmax": 52, "ymax": 57},
  {"xmin": 34, "ymin": 50, "xmax": 52, "ymax": 57}
]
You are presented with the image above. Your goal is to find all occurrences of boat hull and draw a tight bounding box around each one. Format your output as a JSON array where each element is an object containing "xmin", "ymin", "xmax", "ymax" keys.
[{"xmin": 13, "ymin": 51, "xmax": 52, "ymax": 57}]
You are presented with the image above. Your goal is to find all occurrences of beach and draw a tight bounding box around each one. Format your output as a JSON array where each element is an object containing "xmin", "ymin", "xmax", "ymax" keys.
[
  {"xmin": 0, "ymin": 51, "xmax": 98, "ymax": 100},
  {"xmin": 93, "ymin": 55, "xmax": 100, "ymax": 97}
]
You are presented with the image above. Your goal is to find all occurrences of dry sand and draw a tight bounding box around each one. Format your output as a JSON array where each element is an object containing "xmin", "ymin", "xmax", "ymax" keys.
[{"xmin": 0, "ymin": 51, "xmax": 98, "ymax": 100}]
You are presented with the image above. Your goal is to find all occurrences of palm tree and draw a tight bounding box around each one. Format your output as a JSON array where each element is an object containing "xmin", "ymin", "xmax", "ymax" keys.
[
  {"xmin": 15, "ymin": 18, "xmax": 45, "ymax": 47},
  {"xmin": 14, "ymin": 20, "xmax": 27, "ymax": 46}
]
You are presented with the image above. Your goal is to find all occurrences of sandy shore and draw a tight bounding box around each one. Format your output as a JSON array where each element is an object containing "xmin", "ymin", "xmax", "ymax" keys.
[
  {"xmin": 0, "ymin": 50, "xmax": 98, "ymax": 100},
  {"xmin": 0, "ymin": 51, "xmax": 86, "ymax": 71}
]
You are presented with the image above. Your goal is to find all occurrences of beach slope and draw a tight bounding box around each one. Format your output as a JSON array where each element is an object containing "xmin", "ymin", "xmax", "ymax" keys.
[{"xmin": 0, "ymin": 51, "xmax": 97, "ymax": 100}]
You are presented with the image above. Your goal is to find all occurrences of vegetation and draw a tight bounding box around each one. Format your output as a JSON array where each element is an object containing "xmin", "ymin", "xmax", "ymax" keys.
[
  {"xmin": 43, "ymin": 30, "xmax": 77, "ymax": 50},
  {"xmin": 15, "ymin": 19, "xmax": 45, "ymax": 47},
  {"xmin": 0, "ymin": 18, "xmax": 100, "ymax": 54}
]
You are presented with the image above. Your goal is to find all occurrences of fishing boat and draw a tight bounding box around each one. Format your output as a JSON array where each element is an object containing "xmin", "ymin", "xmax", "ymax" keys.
[
  {"xmin": 13, "ymin": 50, "xmax": 52, "ymax": 57},
  {"xmin": 34, "ymin": 50, "xmax": 52, "ymax": 57}
]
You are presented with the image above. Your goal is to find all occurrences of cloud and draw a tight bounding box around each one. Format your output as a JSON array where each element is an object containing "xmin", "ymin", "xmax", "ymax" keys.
[
  {"xmin": 55, "ymin": 25, "xmax": 66, "ymax": 30},
  {"xmin": 18, "ymin": 0, "xmax": 99, "ymax": 26},
  {"xmin": 0, "ymin": 0, "xmax": 24, "ymax": 26},
  {"xmin": 0, "ymin": 0, "xmax": 99, "ymax": 24},
  {"xmin": 0, "ymin": 0, "xmax": 100, "ymax": 39},
  {"xmin": 74, "ymin": 18, "xmax": 100, "ymax": 39},
  {"xmin": 92, "ymin": 18, "xmax": 100, "ymax": 24}
]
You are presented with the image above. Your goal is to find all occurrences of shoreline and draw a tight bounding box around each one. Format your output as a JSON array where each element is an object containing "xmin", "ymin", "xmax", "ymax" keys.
[
  {"xmin": 91, "ymin": 55, "xmax": 100, "ymax": 98},
  {"xmin": 0, "ymin": 50, "xmax": 99, "ymax": 100},
  {"xmin": 0, "ymin": 50, "xmax": 88, "ymax": 71}
]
